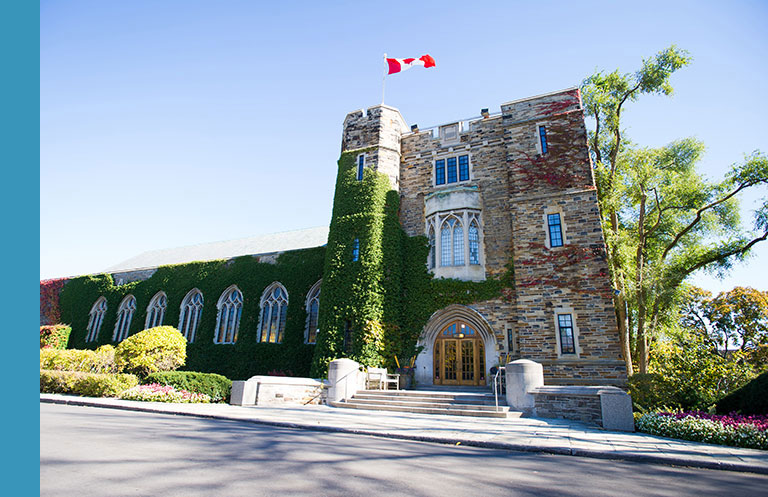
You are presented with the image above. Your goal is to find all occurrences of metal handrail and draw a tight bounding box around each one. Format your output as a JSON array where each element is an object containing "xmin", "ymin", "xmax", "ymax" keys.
[{"xmin": 492, "ymin": 366, "xmax": 505, "ymax": 412}]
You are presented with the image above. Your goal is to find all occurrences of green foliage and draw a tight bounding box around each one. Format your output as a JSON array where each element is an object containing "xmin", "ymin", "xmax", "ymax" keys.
[
  {"xmin": 144, "ymin": 371, "xmax": 232, "ymax": 403},
  {"xmin": 119, "ymin": 384, "xmax": 211, "ymax": 403},
  {"xmin": 635, "ymin": 412, "xmax": 768, "ymax": 450},
  {"xmin": 716, "ymin": 371, "xmax": 768, "ymax": 416},
  {"xmin": 114, "ymin": 326, "xmax": 187, "ymax": 377},
  {"xmin": 58, "ymin": 246, "xmax": 325, "ymax": 380},
  {"xmin": 40, "ymin": 324, "xmax": 72, "ymax": 350},
  {"xmin": 40, "ymin": 345, "xmax": 117, "ymax": 374},
  {"xmin": 627, "ymin": 373, "xmax": 678, "ymax": 412},
  {"xmin": 40, "ymin": 370, "xmax": 139, "ymax": 397},
  {"xmin": 648, "ymin": 326, "xmax": 757, "ymax": 410}
]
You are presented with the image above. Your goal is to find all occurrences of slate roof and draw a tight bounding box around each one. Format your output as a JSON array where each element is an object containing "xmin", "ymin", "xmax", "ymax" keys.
[{"xmin": 105, "ymin": 226, "xmax": 329, "ymax": 273}]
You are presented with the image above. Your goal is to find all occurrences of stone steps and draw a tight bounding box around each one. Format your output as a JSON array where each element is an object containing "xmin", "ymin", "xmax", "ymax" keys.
[{"xmin": 331, "ymin": 389, "xmax": 520, "ymax": 419}]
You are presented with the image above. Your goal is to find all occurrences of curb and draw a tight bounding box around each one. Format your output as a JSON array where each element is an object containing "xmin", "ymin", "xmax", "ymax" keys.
[{"xmin": 41, "ymin": 396, "xmax": 768, "ymax": 475}]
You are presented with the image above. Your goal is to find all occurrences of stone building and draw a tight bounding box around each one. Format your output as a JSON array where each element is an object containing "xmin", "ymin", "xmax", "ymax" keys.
[{"xmin": 43, "ymin": 87, "xmax": 627, "ymax": 387}]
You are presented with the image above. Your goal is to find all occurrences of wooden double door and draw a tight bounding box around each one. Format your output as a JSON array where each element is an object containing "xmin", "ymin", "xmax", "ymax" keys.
[{"xmin": 433, "ymin": 321, "xmax": 486, "ymax": 386}]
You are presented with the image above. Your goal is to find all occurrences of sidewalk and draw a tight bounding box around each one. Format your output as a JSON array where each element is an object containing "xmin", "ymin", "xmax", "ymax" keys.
[{"xmin": 40, "ymin": 394, "xmax": 768, "ymax": 475}]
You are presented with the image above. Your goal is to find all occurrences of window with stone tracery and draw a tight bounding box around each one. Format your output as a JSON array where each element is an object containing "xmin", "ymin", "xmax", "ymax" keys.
[
  {"xmin": 145, "ymin": 291, "xmax": 167, "ymax": 329},
  {"xmin": 113, "ymin": 295, "xmax": 136, "ymax": 342},
  {"xmin": 428, "ymin": 210, "xmax": 482, "ymax": 268},
  {"xmin": 214, "ymin": 285, "xmax": 242, "ymax": 344},
  {"xmin": 179, "ymin": 289, "xmax": 204, "ymax": 342},
  {"xmin": 86, "ymin": 297, "xmax": 107, "ymax": 342},
  {"xmin": 305, "ymin": 280, "xmax": 321, "ymax": 344},
  {"xmin": 257, "ymin": 282, "xmax": 289, "ymax": 343}
]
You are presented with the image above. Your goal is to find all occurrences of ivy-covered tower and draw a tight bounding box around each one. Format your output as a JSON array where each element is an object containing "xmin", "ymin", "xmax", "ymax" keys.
[{"xmin": 310, "ymin": 105, "xmax": 408, "ymax": 376}]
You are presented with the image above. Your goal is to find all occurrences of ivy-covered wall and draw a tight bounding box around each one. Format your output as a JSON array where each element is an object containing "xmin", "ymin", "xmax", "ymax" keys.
[{"xmin": 59, "ymin": 247, "xmax": 325, "ymax": 380}]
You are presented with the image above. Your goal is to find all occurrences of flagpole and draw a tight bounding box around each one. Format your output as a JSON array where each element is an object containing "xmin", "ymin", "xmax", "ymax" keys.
[{"xmin": 381, "ymin": 53, "xmax": 387, "ymax": 105}]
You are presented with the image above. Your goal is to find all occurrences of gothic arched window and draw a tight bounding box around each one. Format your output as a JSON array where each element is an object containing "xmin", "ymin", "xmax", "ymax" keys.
[
  {"xmin": 113, "ymin": 295, "xmax": 136, "ymax": 342},
  {"xmin": 86, "ymin": 297, "xmax": 107, "ymax": 342},
  {"xmin": 305, "ymin": 280, "xmax": 321, "ymax": 344},
  {"xmin": 145, "ymin": 291, "xmax": 167, "ymax": 329},
  {"xmin": 214, "ymin": 285, "xmax": 242, "ymax": 344},
  {"xmin": 428, "ymin": 226, "xmax": 436, "ymax": 269},
  {"xmin": 440, "ymin": 216, "xmax": 464, "ymax": 266},
  {"xmin": 179, "ymin": 289, "xmax": 204, "ymax": 342},
  {"xmin": 258, "ymin": 282, "xmax": 289, "ymax": 343},
  {"xmin": 469, "ymin": 220, "xmax": 480, "ymax": 265}
]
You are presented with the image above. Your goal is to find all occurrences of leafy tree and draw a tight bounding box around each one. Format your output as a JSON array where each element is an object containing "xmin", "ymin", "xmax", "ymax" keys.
[
  {"xmin": 680, "ymin": 286, "xmax": 768, "ymax": 367},
  {"xmin": 582, "ymin": 47, "xmax": 768, "ymax": 374}
]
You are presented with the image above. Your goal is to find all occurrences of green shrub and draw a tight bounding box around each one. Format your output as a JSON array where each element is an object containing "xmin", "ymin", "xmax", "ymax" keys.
[
  {"xmin": 114, "ymin": 326, "xmax": 187, "ymax": 377},
  {"xmin": 627, "ymin": 373, "xmax": 679, "ymax": 411},
  {"xmin": 716, "ymin": 371, "xmax": 768, "ymax": 415},
  {"xmin": 40, "ymin": 324, "xmax": 71, "ymax": 350},
  {"xmin": 40, "ymin": 370, "xmax": 138, "ymax": 397},
  {"xmin": 40, "ymin": 345, "xmax": 117, "ymax": 374},
  {"xmin": 144, "ymin": 371, "xmax": 232, "ymax": 403},
  {"xmin": 120, "ymin": 384, "xmax": 211, "ymax": 403}
]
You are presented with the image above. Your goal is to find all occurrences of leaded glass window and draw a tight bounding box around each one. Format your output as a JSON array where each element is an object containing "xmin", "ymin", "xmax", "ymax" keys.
[
  {"xmin": 469, "ymin": 220, "xmax": 480, "ymax": 265},
  {"xmin": 539, "ymin": 125, "xmax": 548, "ymax": 154},
  {"xmin": 558, "ymin": 314, "xmax": 575, "ymax": 354},
  {"xmin": 352, "ymin": 238, "xmax": 360, "ymax": 261},
  {"xmin": 86, "ymin": 297, "xmax": 107, "ymax": 342},
  {"xmin": 113, "ymin": 295, "xmax": 136, "ymax": 342},
  {"xmin": 258, "ymin": 282, "xmax": 289, "ymax": 343},
  {"xmin": 357, "ymin": 154, "xmax": 365, "ymax": 181},
  {"xmin": 179, "ymin": 289, "xmax": 204, "ymax": 342},
  {"xmin": 459, "ymin": 155, "xmax": 470, "ymax": 181},
  {"xmin": 214, "ymin": 286, "xmax": 242, "ymax": 344},
  {"xmin": 434, "ymin": 155, "xmax": 470, "ymax": 186},
  {"xmin": 548, "ymin": 213, "xmax": 563, "ymax": 247},
  {"xmin": 435, "ymin": 159, "xmax": 446, "ymax": 185},
  {"xmin": 305, "ymin": 280, "xmax": 321, "ymax": 344},
  {"xmin": 145, "ymin": 291, "xmax": 167, "ymax": 329},
  {"xmin": 447, "ymin": 157, "xmax": 457, "ymax": 183}
]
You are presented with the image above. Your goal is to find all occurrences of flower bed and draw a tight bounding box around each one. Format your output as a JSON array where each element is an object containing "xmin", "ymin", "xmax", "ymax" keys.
[
  {"xmin": 119, "ymin": 383, "xmax": 211, "ymax": 404},
  {"xmin": 635, "ymin": 411, "xmax": 768, "ymax": 450}
]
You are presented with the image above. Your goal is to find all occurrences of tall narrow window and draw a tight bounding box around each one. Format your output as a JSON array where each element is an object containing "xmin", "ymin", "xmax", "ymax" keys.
[
  {"xmin": 305, "ymin": 280, "xmax": 321, "ymax": 344},
  {"xmin": 548, "ymin": 213, "xmax": 564, "ymax": 247},
  {"xmin": 357, "ymin": 154, "xmax": 365, "ymax": 181},
  {"xmin": 453, "ymin": 222, "xmax": 464, "ymax": 266},
  {"xmin": 428, "ymin": 226, "xmax": 436, "ymax": 269},
  {"xmin": 440, "ymin": 220, "xmax": 452, "ymax": 266},
  {"xmin": 113, "ymin": 295, "xmax": 136, "ymax": 342},
  {"xmin": 214, "ymin": 285, "xmax": 242, "ymax": 344},
  {"xmin": 469, "ymin": 220, "xmax": 480, "ymax": 265},
  {"xmin": 258, "ymin": 282, "xmax": 289, "ymax": 343},
  {"xmin": 538, "ymin": 125, "xmax": 548, "ymax": 154},
  {"xmin": 145, "ymin": 291, "xmax": 167, "ymax": 329},
  {"xmin": 435, "ymin": 159, "xmax": 446, "ymax": 185},
  {"xmin": 86, "ymin": 297, "xmax": 107, "ymax": 342},
  {"xmin": 179, "ymin": 289, "xmax": 204, "ymax": 342},
  {"xmin": 459, "ymin": 155, "xmax": 470, "ymax": 181},
  {"xmin": 558, "ymin": 314, "xmax": 575, "ymax": 354},
  {"xmin": 352, "ymin": 238, "xmax": 360, "ymax": 261},
  {"xmin": 446, "ymin": 157, "xmax": 457, "ymax": 183}
]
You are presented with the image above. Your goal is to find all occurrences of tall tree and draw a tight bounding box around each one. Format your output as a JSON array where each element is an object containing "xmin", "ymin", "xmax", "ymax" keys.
[{"xmin": 581, "ymin": 47, "xmax": 768, "ymax": 374}]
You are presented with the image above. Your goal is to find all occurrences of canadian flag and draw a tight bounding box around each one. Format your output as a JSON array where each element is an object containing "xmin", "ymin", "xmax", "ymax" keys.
[{"xmin": 386, "ymin": 54, "xmax": 436, "ymax": 75}]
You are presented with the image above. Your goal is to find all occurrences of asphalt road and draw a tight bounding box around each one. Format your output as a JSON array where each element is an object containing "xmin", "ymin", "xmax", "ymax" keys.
[{"xmin": 41, "ymin": 403, "xmax": 768, "ymax": 497}]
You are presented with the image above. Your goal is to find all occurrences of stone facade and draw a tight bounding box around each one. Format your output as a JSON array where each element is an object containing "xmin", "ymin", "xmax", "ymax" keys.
[{"xmin": 342, "ymin": 88, "xmax": 627, "ymax": 387}]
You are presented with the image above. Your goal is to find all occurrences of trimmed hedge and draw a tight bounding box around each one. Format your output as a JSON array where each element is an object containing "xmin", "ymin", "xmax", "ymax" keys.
[
  {"xmin": 40, "ymin": 346, "xmax": 117, "ymax": 374},
  {"xmin": 40, "ymin": 370, "xmax": 139, "ymax": 397},
  {"xmin": 40, "ymin": 324, "xmax": 72, "ymax": 350},
  {"xmin": 115, "ymin": 326, "xmax": 186, "ymax": 377},
  {"xmin": 144, "ymin": 371, "xmax": 232, "ymax": 403},
  {"xmin": 716, "ymin": 371, "xmax": 768, "ymax": 415}
]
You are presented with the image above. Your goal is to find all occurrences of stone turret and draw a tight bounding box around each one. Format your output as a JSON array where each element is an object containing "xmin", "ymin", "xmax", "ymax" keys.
[{"xmin": 341, "ymin": 104, "xmax": 407, "ymax": 191}]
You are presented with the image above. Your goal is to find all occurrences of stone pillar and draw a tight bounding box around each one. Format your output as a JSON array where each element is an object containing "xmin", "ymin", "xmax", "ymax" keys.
[
  {"xmin": 505, "ymin": 359, "xmax": 544, "ymax": 415},
  {"xmin": 229, "ymin": 379, "xmax": 258, "ymax": 406},
  {"xmin": 326, "ymin": 358, "xmax": 361, "ymax": 404},
  {"xmin": 599, "ymin": 387, "xmax": 635, "ymax": 432}
]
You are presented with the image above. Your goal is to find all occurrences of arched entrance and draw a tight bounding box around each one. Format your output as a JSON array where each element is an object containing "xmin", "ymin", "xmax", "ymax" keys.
[{"xmin": 433, "ymin": 320, "xmax": 486, "ymax": 386}]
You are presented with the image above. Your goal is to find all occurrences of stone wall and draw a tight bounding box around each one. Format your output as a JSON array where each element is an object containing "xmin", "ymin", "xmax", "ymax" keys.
[
  {"xmin": 230, "ymin": 376, "xmax": 326, "ymax": 406},
  {"xmin": 534, "ymin": 389, "xmax": 603, "ymax": 426}
]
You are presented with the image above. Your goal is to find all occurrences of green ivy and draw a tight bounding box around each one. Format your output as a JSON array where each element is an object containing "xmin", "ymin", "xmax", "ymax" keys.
[{"xmin": 58, "ymin": 247, "xmax": 325, "ymax": 380}]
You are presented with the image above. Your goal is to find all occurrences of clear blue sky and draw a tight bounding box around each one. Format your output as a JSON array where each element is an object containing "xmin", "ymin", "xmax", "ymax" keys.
[{"xmin": 40, "ymin": 0, "xmax": 768, "ymax": 294}]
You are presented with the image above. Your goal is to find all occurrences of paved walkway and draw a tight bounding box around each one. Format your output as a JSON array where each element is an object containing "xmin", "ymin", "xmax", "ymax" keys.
[{"xmin": 40, "ymin": 394, "xmax": 768, "ymax": 475}]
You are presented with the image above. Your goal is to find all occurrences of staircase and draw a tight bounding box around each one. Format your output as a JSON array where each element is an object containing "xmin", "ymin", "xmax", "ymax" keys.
[{"xmin": 329, "ymin": 388, "xmax": 521, "ymax": 418}]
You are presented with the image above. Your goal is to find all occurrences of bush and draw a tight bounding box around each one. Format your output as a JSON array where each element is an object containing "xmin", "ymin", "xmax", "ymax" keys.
[
  {"xmin": 636, "ymin": 411, "xmax": 768, "ymax": 450},
  {"xmin": 40, "ymin": 325, "xmax": 71, "ymax": 350},
  {"xmin": 40, "ymin": 345, "xmax": 117, "ymax": 374},
  {"xmin": 627, "ymin": 373, "xmax": 680, "ymax": 411},
  {"xmin": 716, "ymin": 371, "xmax": 768, "ymax": 415},
  {"xmin": 40, "ymin": 370, "xmax": 138, "ymax": 397},
  {"xmin": 119, "ymin": 383, "xmax": 211, "ymax": 403},
  {"xmin": 114, "ymin": 326, "xmax": 187, "ymax": 377},
  {"xmin": 144, "ymin": 371, "xmax": 232, "ymax": 403}
]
